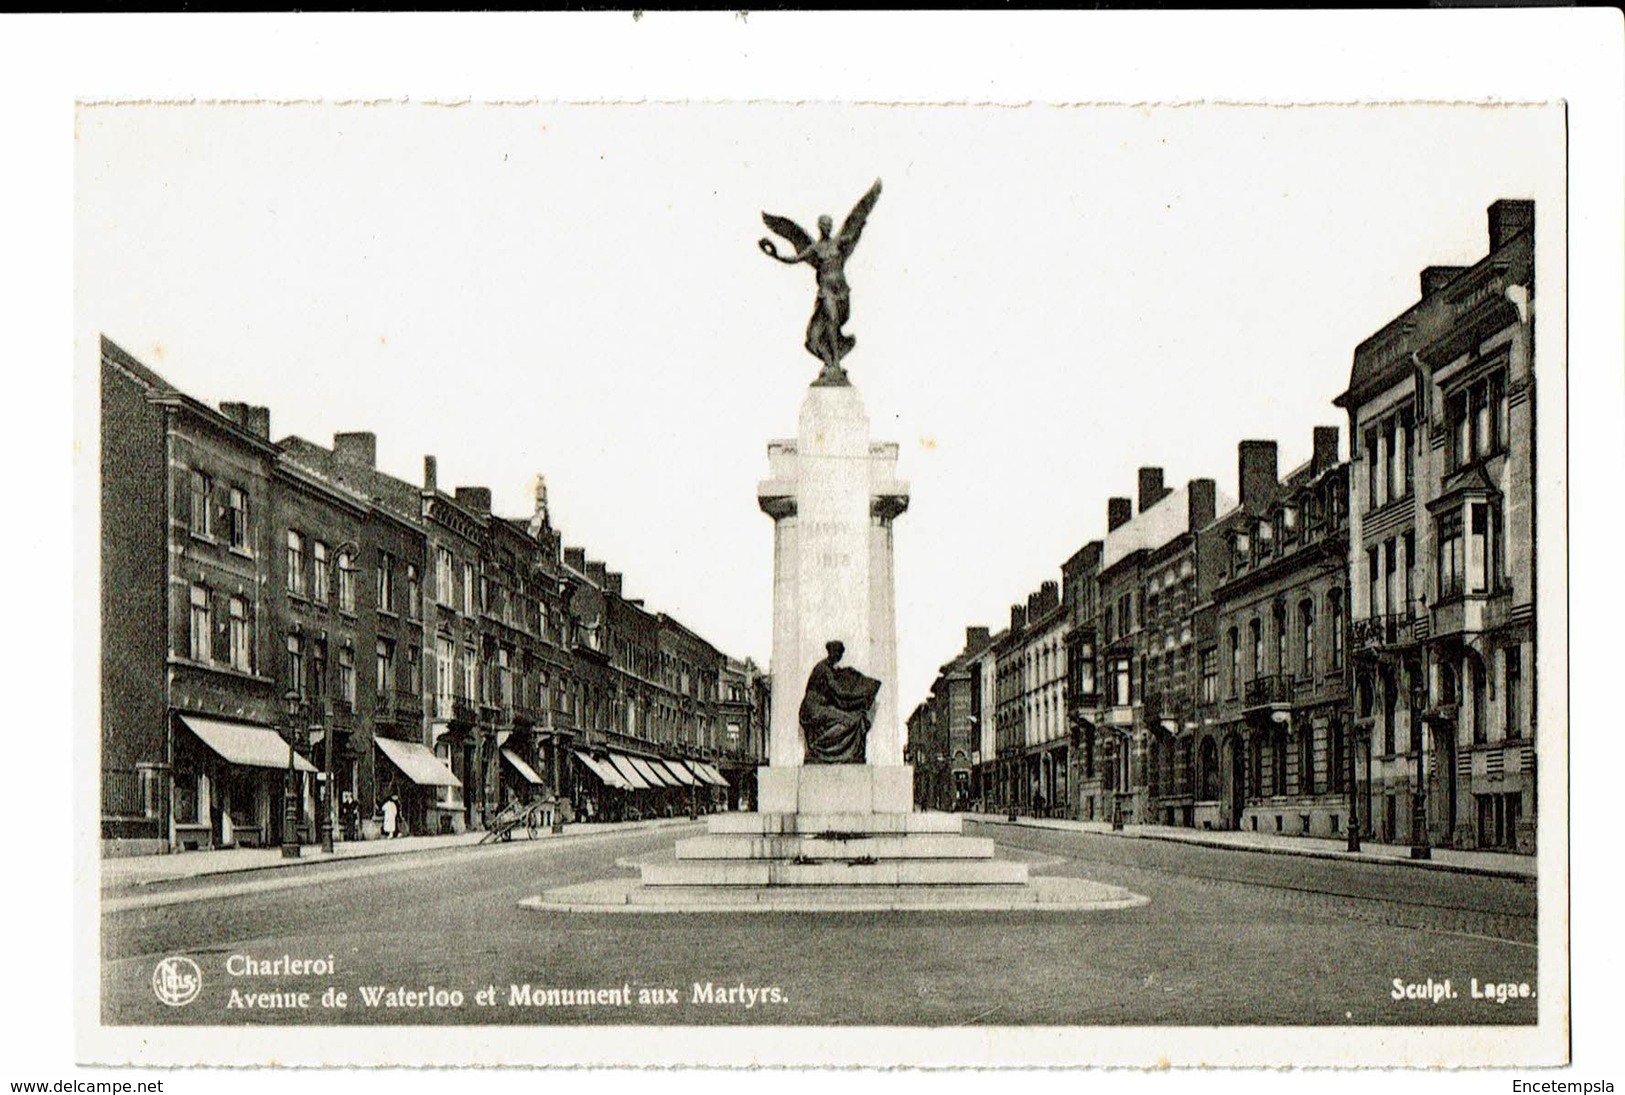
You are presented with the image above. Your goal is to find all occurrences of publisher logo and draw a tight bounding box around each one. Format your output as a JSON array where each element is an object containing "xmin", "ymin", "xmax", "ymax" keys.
[{"xmin": 152, "ymin": 956, "xmax": 202, "ymax": 1007}]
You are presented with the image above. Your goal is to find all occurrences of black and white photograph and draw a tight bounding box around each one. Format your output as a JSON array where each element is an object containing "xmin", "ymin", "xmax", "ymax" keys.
[{"xmin": 14, "ymin": 8, "xmax": 1623, "ymax": 1085}]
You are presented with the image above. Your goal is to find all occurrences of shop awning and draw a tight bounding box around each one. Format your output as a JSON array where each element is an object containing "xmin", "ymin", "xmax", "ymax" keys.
[
  {"xmin": 375, "ymin": 737, "xmax": 462, "ymax": 787},
  {"xmin": 573, "ymin": 750, "xmax": 632, "ymax": 791},
  {"xmin": 694, "ymin": 761, "xmax": 730, "ymax": 787},
  {"xmin": 624, "ymin": 756, "xmax": 671, "ymax": 788},
  {"xmin": 656, "ymin": 759, "xmax": 699, "ymax": 786},
  {"xmin": 501, "ymin": 749, "xmax": 545, "ymax": 786},
  {"xmin": 605, "ymin": 753, "xmax": 653, "ymax": 790},
  {"xmin": 180, "ymin": 715, "xmax": 316, "ymax": 773}
]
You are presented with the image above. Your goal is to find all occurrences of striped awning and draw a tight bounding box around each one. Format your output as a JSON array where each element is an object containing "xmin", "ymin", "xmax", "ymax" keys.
[
  {"xmin": 180, "ymin": 716, "xmax": 317, "ymax": 773},
  {"xmin": 606, "ymin": 753, "xmax": 654, "ymax": 790},
  {"xmin": 693, "ymin": 761, "xmax": 730, "ymax": 787},
  {"xmin": 656, "ymin": 759, "xmax": 700, "ymax": 786},
  {"xmin": 501, "ymin": 749, "xmax": 545, "ymax": 786},
  {"xmin": 625, "ymin": 755, "xmax": 672, "ymax": 788},
  {"xmin": 573, "ymin": 750, "xmax": 632, "ymax": 791},
  {"xmin": 375, "ymin": 736, "xmax": 462, "ymax": 788}
]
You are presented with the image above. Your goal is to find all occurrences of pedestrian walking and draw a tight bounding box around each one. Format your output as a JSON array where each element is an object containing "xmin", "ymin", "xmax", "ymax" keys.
[{"xmin": 382, "ymin": 794, "xmax": 399, "ymax": 840}]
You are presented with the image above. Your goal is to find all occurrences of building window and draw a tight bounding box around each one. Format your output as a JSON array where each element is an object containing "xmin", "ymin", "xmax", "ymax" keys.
[
  {"xmin": 376, "ymin": 638, "xmax": 394, "ymax": 696},
  {"xmin": 337, "ymin": 645, "xmax": 356, "ymax": 707},
  {"xmin": 189, "ymin": 584, "xmax": 211, "ymax": 662},
  {"xmin": 406, "ymin": 564, "xmax": 421, "ymax": 619},
  {"xmin": 337, "ymin": 550, "xmax": 357, "ymax": 613},
  {"xmin": 1274, "ymin": 604, "xmax": 1287, "ymax": 675},
  {"xmin": 1399, "ymin": 408, "xmax": 1414, "ymax": 497},
  {"xmin": 1447, "ymin": 369, "xmax": 1508, "ymax": 469},
  {"xmin": 1365, "ymin": 427, "xmax": 1380, "ymax": 510},
  {"xmin": 227, "ymin": 487, "xmax": 248, "ymax": 549},
  {"xmin": 1330, "ymin": 722, "xmax": 1346, "ymax": 793},
  {"xmin": 1504, "ymin": 647, "xmax": 1522, "ymax": 741},
  {"xmin": 1403, "ymin": 530, "xmax": 1416, "ymax": 612},
  {"xmin": 1437, "ymin": 511, "xmax": 1465, "ymax": 600},
  {"xmin": 228, "ymin": 596, "xmax": 250, "ymax": 672},
  {"xmin": 1366, "ymin": 547, "xmax": 1380, "ymax": 617},
  {"xmin": 462, "ymin": 563, "xmax": 476, "ymax": 617},
  {"xmin": 1109, "ymin": 658, "xmax": 1132, "ymax": 707},
  {"xmin": 286, "ymin": 531, "xmax": 307, "ymax": 596},
  {"xmin": 462, "ymin": 645, "xmax": 477, "ymax": 702},
  {"xmin": 1467, "ymin": 501, "xmax": 1495, "ymax": 594},
  {"xmin": 406, "ymin": 643, "xmax": 422, "ymax": 696},
  {"xmin": 1299, "ymin": 727, "xmax": 1315, "ymax": 795},
  {"xmin": 1384, "ymin": 538, "xmax": 1400, "ymax": 617},
  {"xmin": 313, "ymin": 541, "xmax": 331, "ymax": 603},
  {"xmin": 310, "ymin": 639, "xmax": 328, "ymax": 701},
  {"xmin": 1200, "ymin": 649, "xmax": 1217, "ymax": 705},
  {"xmin": 1300, "ymin": 600, "xmax": 1315, "ymax": 676},
  {"xmin": 435, "ymin": 548, "xmax": 455, "ymax": 606},
  {"xmin": 1228, "ymin": 628, "xmax": 1240, "ymax": 697},
  {"xmin": 287, "ymin": 633, "xmax": 305, "ymax": 696},
  {"xmin": 188, "ymin": 469, "xmax": 212, "ymax": 537},
  {"xmin": 1329, "ymin": 591, "xmax": 1344, "ymax": 670},
  {"xmin": 435, "ymin": 637, "xmax": 454, "ymax": 717},
  {"xmin": 377, "ymin": 551, "xmax": 395, "ymax": 614},
  {"xmin": 1470, "ymin": 657, "xmax": 1487, "ymax": 745},
  {"xmin": 1249, "ymin": 619, "xmax": 1262, "ymax": 682}
]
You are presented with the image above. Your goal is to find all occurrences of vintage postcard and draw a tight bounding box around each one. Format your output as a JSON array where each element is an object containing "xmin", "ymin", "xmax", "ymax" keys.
[{"xmin": 61, "ymin": 11, "xmax": 1608, "ymax": 1077}]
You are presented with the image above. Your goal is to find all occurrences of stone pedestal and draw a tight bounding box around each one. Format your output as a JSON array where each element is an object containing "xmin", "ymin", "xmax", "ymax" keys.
[{"xmin": 758, "ymin": 382, "xmax": 909, "ymax": 768}]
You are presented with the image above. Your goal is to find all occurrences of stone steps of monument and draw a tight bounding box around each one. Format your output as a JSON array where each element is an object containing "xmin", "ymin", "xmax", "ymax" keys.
[
  {"xmin": 706, "ymin": 811, "xmax": 965, "ymax": 836},
  {"xmin": 674, "ymin": 834, "xmax": 995, "ymax": 861},
  {"xmin": 640, "ymin": 858, "xmax": 1029, "ymax": 887},
  {"xmin": 614, "ymin": 882, "xmax": 1066, "ymax": 908}
]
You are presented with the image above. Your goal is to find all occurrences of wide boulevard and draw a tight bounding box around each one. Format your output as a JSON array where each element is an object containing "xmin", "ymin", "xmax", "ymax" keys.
[{"xmin": 103, "ymin": 818, "xmax": 1538, "ymax": 1027}]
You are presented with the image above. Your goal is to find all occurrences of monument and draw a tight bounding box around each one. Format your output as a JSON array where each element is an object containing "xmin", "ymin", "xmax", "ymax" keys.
[{"xmin": 526, "ymin": 181, "xmax": 1144, "ymax": 910}]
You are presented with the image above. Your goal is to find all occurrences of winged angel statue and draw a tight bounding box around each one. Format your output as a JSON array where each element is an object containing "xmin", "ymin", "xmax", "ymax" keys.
[{"xmin": 758, "ymin": 178, "xmax": 883, "ymax": 385}]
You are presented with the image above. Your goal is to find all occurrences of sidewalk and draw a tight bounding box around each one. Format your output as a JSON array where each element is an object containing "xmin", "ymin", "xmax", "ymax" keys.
[
  {"xmin": 972, "ymin": 815, "xmax": 1536, "ymax": 880},
  {"xmin": 102, "ymin": 816, "xmax": 701, "ymax": 889}
]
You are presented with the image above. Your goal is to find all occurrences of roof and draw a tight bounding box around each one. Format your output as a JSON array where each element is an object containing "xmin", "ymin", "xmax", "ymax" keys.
[
  {"xmin": 1338, "ymin": 221, "xmax": 1533, "ymax": 409},
  {"xmin": 1101, "ymin": 483, "xmax": 1236, "ymax": 573}
]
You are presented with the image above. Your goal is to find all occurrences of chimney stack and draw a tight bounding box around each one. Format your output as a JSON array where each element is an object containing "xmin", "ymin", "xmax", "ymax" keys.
[
  {"xmin": 1420, "ymin": 266, "xmax": 1469, "ymax": 297},
  {"xmin": 1138, "ymin": 467, "xmax": 1169, "ymax": 513},
  {"xmin": 1187, "ymin": 478, "xmax": 1217, "ymax": 532},
  {"xmin": 965, "ymin": 626, "xmax": 991, "ymax": 652},
  {"xmin": 1487, "ymin": 199, "xmax": 1534, "ymax": 249},
  {"xmin": 605, "ymin": 572, "xmax": 623, "ymax": 598},
  {"xmin": 218, "ymin": 402, "xmax": 271, "ymax": 439},
  {"xmin": 1312, "ymin": 426, "xmax": 1340, "ymax": 475},
  {"xmin": 563, "ymin": 547, "xmax": 586, "ymax": 572},
  {"xmin": 1009, "ymin": 604, "xmax": 1026, "ymax": 632},
  {"xmin": 1040, "ymin": 580, "xmax": 1060, "ymax": 613},
  {"xmin": 1238, "ymin": 440, "xmax": 1279, "ymax": 514},
  {"xmin": 1107, "ymin": 497, "xmax": 1133, "ymax": 532},
  {"xmin": 454, "ymin": 486, "xmax": 492, "ymax": 515},
  {"xmin": 423, "ymin": 455, "xmax": 438, "ymax": 492},
  {"xmin": 334, "ymin": 431, "xmax": 377, "ymax": 470},
  {"xmin": 585, "ymin": 560, "xmax": 608, "ymax": 587}
]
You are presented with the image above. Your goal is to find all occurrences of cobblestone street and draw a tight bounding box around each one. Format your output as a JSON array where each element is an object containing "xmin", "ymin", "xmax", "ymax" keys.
[{"xmin": 103, "ymin": 819, "xmax": 1537, "ymax": 1027}]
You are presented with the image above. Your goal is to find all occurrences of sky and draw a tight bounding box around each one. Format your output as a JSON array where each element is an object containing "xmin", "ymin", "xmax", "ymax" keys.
[{"xmin": 76, "ymin": 99, "xmax": 1564, "ymax": 707}]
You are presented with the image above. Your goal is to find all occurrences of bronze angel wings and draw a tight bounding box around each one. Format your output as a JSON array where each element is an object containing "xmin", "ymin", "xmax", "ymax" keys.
[{"xmin": 759, "ymin": 178, "xmax": 883, "ymax": 260}]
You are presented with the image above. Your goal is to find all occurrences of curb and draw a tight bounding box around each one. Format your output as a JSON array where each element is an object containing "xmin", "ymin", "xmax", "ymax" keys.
[
  {"xmin": 971, "ymin": 817, "xmax": 1536, "ymax": 882},
  {"xmin": 103, "ymin": 817, "xmax": 703, "ymax": 891}
]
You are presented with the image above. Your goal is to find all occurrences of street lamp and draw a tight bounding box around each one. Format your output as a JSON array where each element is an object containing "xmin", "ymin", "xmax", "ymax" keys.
[
  {"xmin": 1410, "ymin": 661, "xmax": 1431, "ymax": 860},
  {"xmin": 282, "ymin": 689, "xmax": 302, "ymax": 859},
  {"xmin": 1345, "ymin": 715, "xmax": 1362, "ymax": 853},
  {"xmin": 322, "ymin": 540, "xmax": 359, "ymax": 855}
]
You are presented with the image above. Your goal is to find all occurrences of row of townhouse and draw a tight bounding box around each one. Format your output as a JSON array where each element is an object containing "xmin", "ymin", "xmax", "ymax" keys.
[
  {"xmin": 100, "ymin": 337, "xmax": 766, "ymax": 856},
  {"xmin": 908, "ymin": 198, "xmax": 1537, "ymax": 854}
]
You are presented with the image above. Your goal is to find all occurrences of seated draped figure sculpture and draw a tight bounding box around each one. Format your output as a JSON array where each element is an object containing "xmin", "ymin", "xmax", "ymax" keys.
[{"xmin": 798, "ymin": 640, "xmax": 881, "ymax": 765}]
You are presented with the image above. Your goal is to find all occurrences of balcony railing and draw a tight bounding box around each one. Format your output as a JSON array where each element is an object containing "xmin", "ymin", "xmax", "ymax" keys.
[
  {"xmin": 1352, "ymin": 611, "xmax": 1416, "ymax": 651},
  {"xmin": 1244, "ymin": 674, "xmax": 1295, "ymax": 708}
]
